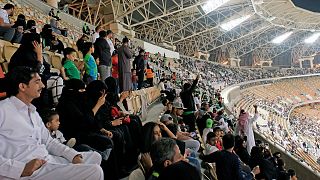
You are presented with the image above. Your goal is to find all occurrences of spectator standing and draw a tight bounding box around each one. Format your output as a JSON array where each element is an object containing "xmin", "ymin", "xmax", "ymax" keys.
[
  {"xmin": 105, "ymin": 30, "xmax": 114, "ymax": 77},
  {"xmin": 83, "ymin": 42, "xmax": 98, "ymax": 84},
  {"xmin": 0, "ymin": 4, "xmax": 22, "ymax": 43},
  {"xmin": 77, "ymin": 34, "xmax": 89, "ymax": 55},
  {"xmin": 94, "ymin": 30, "xmax": 111, "ymax": 81},
  {"xmin": 83, "ymin": 23, "xmax": 90, "ymax": 35},
  {"xmin": 132, "ymin": 69, "xmax": 138, "ymax": 90},
  {"xmin": 133, "ymin": 49, "xmax": 145, "ymax": 89},
  {"xmin": 106, "ymin": 30, "xmax": 115, "ymax": 57},
  {"xmin": 202, "ymin": 134, "xmax": 260, "ymax": 180},
  {"xmin": 180, "ymin": 74, "xmax": 199, "ymax": 132},
  {"xmin": 92, "ymin": 25, "xmax": 102, "ymax": 43},
  {"xmin": 145, "ymin": 64, "xmax": 154, "ymax": 87},
  {"xmin": 49, "ymin": 8, "xmax": 55, "ymax": 16},
  {"xmin": 111, "ymin": 52, "xmax": 119, "ymax": 93},
  {"xmin": 245, "ymin": 105, "xmax": 259, "ymax": 154},
  {"xmin": 118, "ymin": 37, "xmax": 132, "ymax": 92}
]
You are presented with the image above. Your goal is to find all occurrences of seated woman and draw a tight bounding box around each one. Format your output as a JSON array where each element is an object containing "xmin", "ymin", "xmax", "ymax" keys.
[
  {"xmin": 92, "ymin": 78, "xmax": 142, "ymax": 176},
  {"xmin": 25, "ymin": 20, "xmax": 37, "ymax": 33},
  {"xmin": 141, "ymin": 122, "xmax": 200, "ymax": 177},
  {"xmin": 50, "ymin": 18, "xmax": 66, "ymax": 36},
  {"xmin": 105, "ymin": 76, "xmax": 143, "ymax": 148},
  {"xmin": 50, "ymin": 35, "xmax": 64, "ymax": 54},
  {"xmin": 139, "ymin": 122, "xmax": 176, "ymax": 179},
  {"xmin": 41, "ymin": 24, "xmax": 54, "ymax": 48},
  {"xmin": 56, "ymin": 79, "xmax": 117, "ymax": 179},
  {"xmin": 8, "ymin": 32, "xmax": 63, "ymax": 108}
]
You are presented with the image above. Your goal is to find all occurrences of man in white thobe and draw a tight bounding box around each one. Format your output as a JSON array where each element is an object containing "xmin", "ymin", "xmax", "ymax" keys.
[
  {"xmin": 0, "ymin": 67, "xmax": 104, "ymax": 180},
  {"xmin": 245, "ymin": 105, "xmax": 259, "ymax": 154}
]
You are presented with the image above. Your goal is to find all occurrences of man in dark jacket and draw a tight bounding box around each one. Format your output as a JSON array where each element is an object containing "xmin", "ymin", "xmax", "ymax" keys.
[
  {"xmin": 133, "ymin": 49, "xmax": 145, "ymax": 89},
  {"xmin": 202, "ymin": 134, "xmax": 260, "ymax": 180},
  {"xmin": 94, "ymin": 30, "xmax": 111, "ymax": 81},
  {"xmin": 180, "ymin": 74, "xmax": 199, "ymax": 132}
]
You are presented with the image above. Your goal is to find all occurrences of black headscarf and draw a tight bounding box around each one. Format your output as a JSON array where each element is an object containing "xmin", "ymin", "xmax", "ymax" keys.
[
  {"xmin": 105, "ymin": 77, "xmax": 119, "ymax": 106},
  {"xmin": 86, "ymin": 80, "xmax": 107, "ymax": 109},
  {"xmin": 59, "ymin": 79, "xmax": 86, "ymax": 106}
]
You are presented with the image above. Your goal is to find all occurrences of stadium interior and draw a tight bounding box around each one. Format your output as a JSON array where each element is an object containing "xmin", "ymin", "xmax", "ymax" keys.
[{"xmin": 0, "ymin": 0, "xmax": 320, "ymax": 179}]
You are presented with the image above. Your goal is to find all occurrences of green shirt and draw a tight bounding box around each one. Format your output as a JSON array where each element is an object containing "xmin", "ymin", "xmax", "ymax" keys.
[{"xmin": 63, "ymin": 60, "xmax": 80, "ymax": 80}]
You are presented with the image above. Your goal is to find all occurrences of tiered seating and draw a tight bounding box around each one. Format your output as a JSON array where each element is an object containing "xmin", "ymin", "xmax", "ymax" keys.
[
  {"xmin": 126, "ymin": 87, "xmax": 160, "ymax": 116},
  {"xmin": 235, "ymin": 77, "xmax": 320, "ymax": 173}
]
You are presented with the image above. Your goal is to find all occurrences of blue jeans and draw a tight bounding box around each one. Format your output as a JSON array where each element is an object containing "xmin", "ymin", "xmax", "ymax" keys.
[{"xmin": 132, "ymin": 82, "xmax": 138, "ymax": 90}]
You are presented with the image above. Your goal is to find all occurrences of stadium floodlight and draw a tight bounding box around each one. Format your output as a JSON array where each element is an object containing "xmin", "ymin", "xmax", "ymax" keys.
[
  {"xmin": 201, "ymin": 0, "xmax": 230, "ymax": 14},
  {"xmin": 220, "ymin": 15, "xmax": 252, "ymax": 31},
  {"xmin": 304, "ymin": 32, "xmax": 320, "ymax": 44},
  {"xmin": 271, "ymin": 31, "xmax": 293, "ymax": 44}
]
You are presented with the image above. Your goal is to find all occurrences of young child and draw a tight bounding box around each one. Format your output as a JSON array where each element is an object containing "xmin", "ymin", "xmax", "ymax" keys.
[
  {"xmin": 83, "ymin": 42, "xmax": 98, "ymax": 84},
  {"xmin": 203, "ymin": 132, "xmax": 219, "ymax": 155},
  {"xmin": 131, "ymin": 69, "xmax": 138, "ymax": 90},
  {"xmin": 60, "ymin": 47, "xmax": 81, "ymax": 80},
  {"xmin": 40, "ymin": 109, "xmax": 76, "ymax": 148},
  {"xmin": 213, "ymin": 127, "xmax": 223, "ymax": 150}
]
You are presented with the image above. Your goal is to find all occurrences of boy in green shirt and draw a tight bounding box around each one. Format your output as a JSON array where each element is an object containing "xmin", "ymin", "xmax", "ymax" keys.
[{"xmin": 60, "ymin": 47, "xmax": 81, "ymax": 80}]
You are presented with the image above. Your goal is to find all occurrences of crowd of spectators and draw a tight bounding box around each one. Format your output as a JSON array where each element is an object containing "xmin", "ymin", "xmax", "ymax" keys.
[{"xmin": 0, "ymin": 1, "xmax": 318, "ymax": 179}]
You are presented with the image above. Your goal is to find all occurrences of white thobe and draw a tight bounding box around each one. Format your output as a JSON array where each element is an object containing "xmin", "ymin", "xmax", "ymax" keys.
[
  {"xmin": 107, "ymin": 38, "xmax": 115, "ymax": 55},
  {"xmin": 0, "ymin": 96, "xmax": 103, "ymax": 180},
  {"xmin": 51, "ymin": 130, "xmax": 66, "ymax": 144},
  {"xmin": 245, "ymin": 113, "xmax": 259, "ymax": 154},
  {"xmin": 92, "ymin": 32, "xmax": 99, "ymax": 43}
]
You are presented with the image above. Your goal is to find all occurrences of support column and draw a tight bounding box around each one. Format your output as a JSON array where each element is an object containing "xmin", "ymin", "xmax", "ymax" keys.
[
  {"xmin": 230, "ymin": 58, "xmax": 241, "ymax": 67},
  {"xmin": 47, "ymin": 0, "xmax": 59, "ymax": 8},
  {"xmin": 309, "ymin": 59, "xmax": 314, "ymax": 69},
  {"xmin": 205, "ymin": 54, "xmax": 209, "ymax": 61},
  {"xmin": 298, "ymin": 59, "xmax": 303, "ymax": 68}
]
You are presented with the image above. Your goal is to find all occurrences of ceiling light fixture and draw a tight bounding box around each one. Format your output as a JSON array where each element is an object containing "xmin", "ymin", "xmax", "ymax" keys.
[
  {"xmin": 304, "ymin": 32, "xmax": 320, "ymax": 44},
  {"xmin": 201, "ymin": 0, "xmax": 230, "ymax": 14},
  {"xmin": 271, "ymin": 31, "xmax": 293, "ymax": 44},
  {"xmin": 220, "ymin": 15, "xmax": 252, "ymax": 31}
]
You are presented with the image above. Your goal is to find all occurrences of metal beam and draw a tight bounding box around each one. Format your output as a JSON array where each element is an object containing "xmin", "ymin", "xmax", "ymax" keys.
[{"xmin": 130, "ymin": 0, "xmax": 207, "ymax": 27}]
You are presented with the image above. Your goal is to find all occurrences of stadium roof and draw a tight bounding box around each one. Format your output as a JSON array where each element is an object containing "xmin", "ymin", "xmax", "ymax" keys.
[{"xmin": 68, "ymin": 0, "xmax": 320, "ymax": 63}]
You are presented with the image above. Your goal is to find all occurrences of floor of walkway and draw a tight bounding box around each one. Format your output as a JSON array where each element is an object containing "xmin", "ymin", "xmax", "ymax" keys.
[{"xmin": 144, "ymin": 102, "xmax": 163, "ymax": 123}]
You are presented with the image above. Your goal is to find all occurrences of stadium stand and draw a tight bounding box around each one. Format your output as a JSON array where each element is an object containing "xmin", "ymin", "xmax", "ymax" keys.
[{"xmin": 1, "ymin": 0, "xmax": 320, "ymax": 179}]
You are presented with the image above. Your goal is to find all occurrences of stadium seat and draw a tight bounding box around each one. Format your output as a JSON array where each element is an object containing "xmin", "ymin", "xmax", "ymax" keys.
[
  {"xmin": 51, "ymin": 53, "xmax": 63, "ymax": 69},
  {"xmin": 43, "ymin": 51, "xmax": 54, "ymax": 65},
  {"xmin": 3, "ymin": 44, "xmax": 19, "ymax": 63}
]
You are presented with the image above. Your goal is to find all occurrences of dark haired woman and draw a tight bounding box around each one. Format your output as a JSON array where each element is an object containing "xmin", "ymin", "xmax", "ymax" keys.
[
  {"xmin": 57, "ymin": 79, "xmax": 117, "ymax": 179},
  {"xmin": 9, "ymin": 33, "xmax": 63, "ymax": 108}
]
